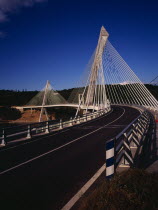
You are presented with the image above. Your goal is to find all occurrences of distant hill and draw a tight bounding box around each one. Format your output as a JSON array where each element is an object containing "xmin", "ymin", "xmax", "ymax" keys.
[
  {"xmin": 0, "ymin": 90, "xmax": 38, "ymax": 106},
  {"xmin": 145, "ymin": 84, "xmax": 158, "ymax": 101},
  {"xmin": 0, "ymin": 85, "xmax": 157, "ymax": 106}
]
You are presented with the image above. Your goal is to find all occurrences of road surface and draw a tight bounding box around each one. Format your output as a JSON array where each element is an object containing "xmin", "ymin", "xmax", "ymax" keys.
[{"xmin": 0, "ymin": 106, "xmax": 140, "ymax": 210}]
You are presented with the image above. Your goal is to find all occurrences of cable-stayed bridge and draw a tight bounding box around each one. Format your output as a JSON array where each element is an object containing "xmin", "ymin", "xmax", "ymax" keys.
[
  {"xmin": 17, "ymin": 26, "xmax": 158, "ymax": 122},
  {"xmin": 1, "ymin": 26, "xmax": 158, "ymax": 210}
]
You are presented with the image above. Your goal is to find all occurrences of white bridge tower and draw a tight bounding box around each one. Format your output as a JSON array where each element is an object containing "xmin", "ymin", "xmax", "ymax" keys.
[{"xmin": 76, "ymin": 26, "xmax": 110, "ymax": 116}]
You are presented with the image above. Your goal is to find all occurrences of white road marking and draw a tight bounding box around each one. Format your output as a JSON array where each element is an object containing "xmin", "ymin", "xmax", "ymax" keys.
[
  {"xmin": 0, "ymin": 128, "xmax": 70, "ymax": 153},
  {"xmin": 61, "ymin": 164, "xmax": 106, "ymax": 210},
  {"xmin": 62, "ymin": 107, "xmax": 138, "ymax": 210},
  {"xmin": 0, "ymin": 108, "xmax": 113, "ymax": 153},
  {"xmin": 0, "ymin": 108, "xmax": 125, "ymax": 175}
]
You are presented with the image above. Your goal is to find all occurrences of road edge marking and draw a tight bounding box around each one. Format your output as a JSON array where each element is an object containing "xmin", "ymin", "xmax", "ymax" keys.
[
  {"xmin": 61, "ymin": 164, "xmax": 106, "ymax": 210},
  {"xmin": 0, "ymin": 108, "xmax": 125, "ymax": 175},
  {"xmin": 0, "ymin": 109, "xmax": 114, "ymax": 153}
]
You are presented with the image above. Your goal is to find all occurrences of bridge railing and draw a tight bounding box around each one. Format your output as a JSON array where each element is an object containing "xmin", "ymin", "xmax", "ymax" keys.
[
  {"xmin": 106, "ymin": 111, "xmax": 152, "ymax": 179},
  {"xmin": 0, "ymin": 107, "xmax": 111, "ymax": 147}
]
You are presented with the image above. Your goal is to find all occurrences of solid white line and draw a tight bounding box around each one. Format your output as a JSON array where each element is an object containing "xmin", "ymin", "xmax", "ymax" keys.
[
  {"xmin": 0, "ymin": 109, "xmax": 114, "ymax": 153},
  {"xmin": 61, "ymin": 164, "xmax": 106, "ymax": 210},
  {"xmin": 0, "ymin": 108, "xmax": 125, "ymax": 175},
  {"xmin": 0, "ymin": 128, "xmax": 106, "ymax": 175}
]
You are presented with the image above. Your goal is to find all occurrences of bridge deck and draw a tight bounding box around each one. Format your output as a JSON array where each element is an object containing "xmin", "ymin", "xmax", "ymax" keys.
[
  {"xmin": 15, "ymin": 104, "xmax": 100, "ymax": 110},
  {"xmin": 0, "ymin": 106, "xmax": 140, "ymax": 210}
]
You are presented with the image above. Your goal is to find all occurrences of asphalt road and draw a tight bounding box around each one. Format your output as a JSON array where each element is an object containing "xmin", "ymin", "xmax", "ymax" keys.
[{"xmin": 0, "ymin": 106, "xmax": 140, "ymax": 210}]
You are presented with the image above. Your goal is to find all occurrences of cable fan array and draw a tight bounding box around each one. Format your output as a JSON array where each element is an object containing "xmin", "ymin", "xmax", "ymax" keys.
[
  {"xmin": 102, "ymin": 40, "xmax": 158, "ymax": 108},
  {"xmin": 70, "ymin": 38, "xmax": 158, "ymax": 113},
  {"xmin": 27, "ymin": 81, "xmax": 67, "ymax": 106},
  {"xmin": 27, "ymin": 81, "xmax": 67, "ymax": 121},
  {"xmin": 26, "ymin": 26, "xmax": 158, "ymax": 122}
]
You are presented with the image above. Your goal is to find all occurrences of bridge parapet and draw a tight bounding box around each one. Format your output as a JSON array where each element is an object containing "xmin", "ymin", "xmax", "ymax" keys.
[
  {"xmin": 106, "ymin": 111, "xmax": 154, "ymax": 178},
  {"xmin": 0, "ymin": 107, "xmax": 111, "ymax": 147}
]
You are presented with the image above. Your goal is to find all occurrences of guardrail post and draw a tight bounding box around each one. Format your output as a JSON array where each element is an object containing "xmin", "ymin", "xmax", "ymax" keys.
[
  {"xmin": 91, "ymin": 114, "xmax": 93, "ymax": 120},
  {"xmin": 45, "ymin": 121, "xmax": 50, "ymax": 133},
  {"xmin": 69, "ymin": 117, "xmax": 73, "ymax": 126},
  {"xmin": 106, "ymin": 138, "xmax": 115, "ymax": 179},
  {"xmin": 27, "ymin": 125, "xmax": 32, "ymax": 139},
  {"xmin": 59, "ymin": 119, "xmax": 63, "ymax": 129},
  {"xmin": 0, "ymin": 129, "xmax": 6, "ymax": 147},
  {"xmin": 77, "ymin": 116, "xmax": 80, "ymax": 124}
]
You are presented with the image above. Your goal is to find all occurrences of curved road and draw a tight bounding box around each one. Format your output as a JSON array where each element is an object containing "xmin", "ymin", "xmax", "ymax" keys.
[{"xmin": 0, "ymin": 106, "xmax": 140, "ymax": 210}]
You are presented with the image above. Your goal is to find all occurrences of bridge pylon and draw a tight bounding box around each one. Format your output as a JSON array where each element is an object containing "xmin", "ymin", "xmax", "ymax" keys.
[
  {"xmin": 75, "ymin": 26, "xmax": 111, "ymax": 117},
  {"xmin": 39, "ymin": 80, "xmax": 50, "ymax": 122},
  {"xmin": 26, "ymin": 80, "xmax": 68, "ymax": 122},
  {"xmin": 74, "ymin": 25, "xmax": 158, "ymax": 116}
]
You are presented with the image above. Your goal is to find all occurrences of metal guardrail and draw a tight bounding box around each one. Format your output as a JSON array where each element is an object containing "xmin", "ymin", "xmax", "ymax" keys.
[
  {"xmin": 106, "ymin": 111, "xmax": 151, "ymax": 179},
  {"xmin": 0, "ymin": 108, "xmax": 111, "ymax": 147}
]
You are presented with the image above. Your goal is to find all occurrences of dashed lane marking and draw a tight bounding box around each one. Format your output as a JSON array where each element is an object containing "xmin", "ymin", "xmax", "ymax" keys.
[
  {"xmin": 0, "ymin": 108, "xmax": 125, "ymax": 175},
  {"xmin": 0, "ymin": 108, "xmax": 114, "ymax": 153}
]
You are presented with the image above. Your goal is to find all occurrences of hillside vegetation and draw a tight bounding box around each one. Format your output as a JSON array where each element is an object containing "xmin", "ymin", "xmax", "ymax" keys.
[{"xmin": 0, "ymin": 85, "xmax": 157, "ymax": 106}]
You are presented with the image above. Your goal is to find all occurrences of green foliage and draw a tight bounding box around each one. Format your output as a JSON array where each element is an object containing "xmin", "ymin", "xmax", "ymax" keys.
[
  {"xmin": 145, "ymin": 84, "xmax": 158, "ymax": 100},
  {"xmin": 0, "ymin": 84, "xmax": 157, "ymax": 106},
  {"xmin": 80, "ymin": 169, "xmax": 158, "ymax": 210},
  {"xmin": 58, "ymin": 88, "xmax": 74, "ymax": 100},
  {"xmin": 0, "ymin": 89, "xmax": 38, "ymax": 106},
  {"xmin": 0, "ymin": 107, "xmax": 21, "ymax": 120}
]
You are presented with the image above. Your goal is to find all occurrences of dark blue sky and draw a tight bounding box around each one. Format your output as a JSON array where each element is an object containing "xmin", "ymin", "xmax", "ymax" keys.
[{"xmin": 0, "ymin": 0, "xmax": 158, "ymax": 90}]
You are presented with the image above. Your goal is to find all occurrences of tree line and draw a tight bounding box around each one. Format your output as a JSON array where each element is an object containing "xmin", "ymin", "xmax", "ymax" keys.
[{"xmin": 0, "ymin": 85, "xmax": 157, "ymax": 106}]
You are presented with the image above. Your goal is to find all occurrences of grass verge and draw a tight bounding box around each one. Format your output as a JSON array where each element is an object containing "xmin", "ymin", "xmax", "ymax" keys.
[{"xmin": 79, "ymin": 169, "xmax": 158, "ymax": 210}]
